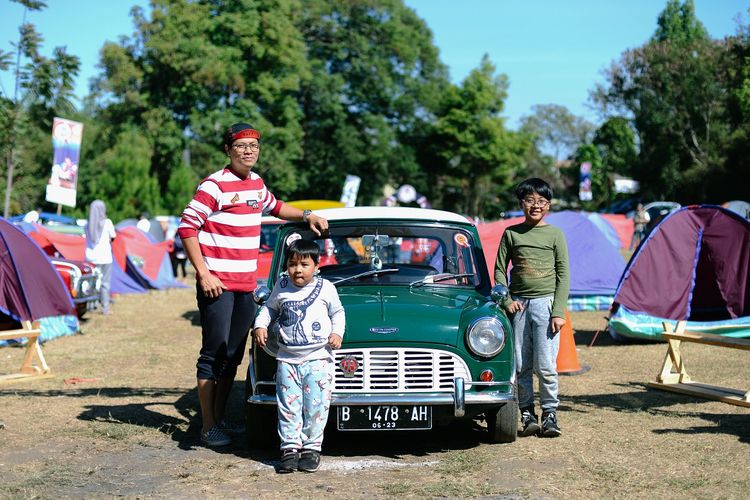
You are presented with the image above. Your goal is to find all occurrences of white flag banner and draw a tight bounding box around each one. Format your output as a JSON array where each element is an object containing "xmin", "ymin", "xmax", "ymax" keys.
[
  {"xmin": 45, "ymin": 117, "xmax": 83, "ymax": 208},
  {"xmin": 340, "ymin": 175, "xmax": 361, "ymax": 207}
]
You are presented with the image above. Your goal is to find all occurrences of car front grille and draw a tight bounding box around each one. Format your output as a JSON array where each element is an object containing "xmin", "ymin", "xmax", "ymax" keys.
[{"xmin": 333, "ymin": 348, "xmax": 471, "ymax": 392}]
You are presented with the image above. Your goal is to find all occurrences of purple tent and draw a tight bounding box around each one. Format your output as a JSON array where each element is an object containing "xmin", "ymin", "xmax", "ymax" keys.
[
  {"xmin": 545, "ymin": 211, "xmax": 626, "ymax": 311},
  {"xmin": 609, "ymin": 205, "xmax": 750, "ymax": 339},
  {"xmin": 0, "ymin": 217, "xmax": 75, "ymax": 322}
]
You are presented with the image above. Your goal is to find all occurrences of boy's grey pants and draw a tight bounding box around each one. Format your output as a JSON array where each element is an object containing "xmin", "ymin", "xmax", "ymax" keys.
[{"xmin": 511, "ymin": 295, "xmax": 560, "ymax": 413}]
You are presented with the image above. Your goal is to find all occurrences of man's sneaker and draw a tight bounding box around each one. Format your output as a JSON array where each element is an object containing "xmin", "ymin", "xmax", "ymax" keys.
[
  {"xmin": 278, "ymin": 449, "xmax": 299, "ymax": 474},
  {"xmin": 298, "ymin": 449, "xmax": 321, "ymax": 473},
  {"xmin": 520, "ymin": 408, "xmax": 541, "ymax": 437},
  {"xmin": 200, "ymin": 425, "xmax": 232, "ymax": 447},
  {"xmin": 540, "ymin": 412, "xmax": 562, "ymax": 437},
  {"xmin": 217, "ymin": 419, "xmax": 245, "ymax": 435}
]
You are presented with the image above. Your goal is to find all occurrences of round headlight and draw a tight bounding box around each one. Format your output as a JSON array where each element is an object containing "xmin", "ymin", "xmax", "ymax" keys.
[
  {"xmin": 466, "ymin": 317, "xmax": 505, "ymax": 358},
  {"xmin": 80, "ymin": 280, "xmax": 91, "ymax": 294}
]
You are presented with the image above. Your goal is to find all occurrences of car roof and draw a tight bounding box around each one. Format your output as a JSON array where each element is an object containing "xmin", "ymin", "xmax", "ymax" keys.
[{"xmin": 307, "ymin": 206, "xmax": 474, "ymax": 225}]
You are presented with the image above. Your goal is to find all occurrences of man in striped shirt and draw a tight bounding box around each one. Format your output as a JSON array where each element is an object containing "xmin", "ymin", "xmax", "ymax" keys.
[{"xmin": 178, "ymin": 122, "xmax": 327, "ymax": 447}]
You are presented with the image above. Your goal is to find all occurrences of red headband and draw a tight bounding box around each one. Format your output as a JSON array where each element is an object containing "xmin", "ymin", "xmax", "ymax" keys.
[{"xmin": 232, "ymin": 129, "xmax": 261, "ymax": 141}]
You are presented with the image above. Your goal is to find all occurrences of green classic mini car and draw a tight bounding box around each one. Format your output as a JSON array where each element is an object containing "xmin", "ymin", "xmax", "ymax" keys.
[{"xmin": 246, "ymin": 206, "xmax": 517, "ymax": 443}]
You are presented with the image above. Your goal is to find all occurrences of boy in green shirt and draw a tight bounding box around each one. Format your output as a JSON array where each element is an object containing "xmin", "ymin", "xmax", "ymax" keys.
[{"xmin": 494, "ymin": 178, "xmax": 570, "ymax": 437}]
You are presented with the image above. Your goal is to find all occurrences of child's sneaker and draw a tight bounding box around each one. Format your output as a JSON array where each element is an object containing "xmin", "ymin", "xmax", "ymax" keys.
[
  {"xmin": 520, "ymin": 408, "xmax": 541, "ymax": 437},
  {"xmin": 200, "ymin": 425, "xmax": 232, "ymax": 447},
  {"xmin": 540, "ymin": 411, "xmax": 562, "ymax": 437},
  {"xmin": 278, "ymin": 449, "xmax": 299, "ymax": 473},
  {"xmin": 298, "ymin": 449, "xmax": 321, "ymax": 472}
]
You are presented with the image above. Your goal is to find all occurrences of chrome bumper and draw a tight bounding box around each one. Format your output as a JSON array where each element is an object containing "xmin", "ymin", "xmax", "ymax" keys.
[{"xmin": 248, "ymin": 377, "xmax": 516, "ymax": 417}]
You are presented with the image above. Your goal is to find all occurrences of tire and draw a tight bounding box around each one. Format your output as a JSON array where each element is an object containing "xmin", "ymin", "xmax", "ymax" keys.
[
  {"xmin": 245, "ymin": 381, "xmax": 279, "ymax": 449},
  {"xmin": 486, "ymin": 401, "xmax": 518, "ymax": 443}
]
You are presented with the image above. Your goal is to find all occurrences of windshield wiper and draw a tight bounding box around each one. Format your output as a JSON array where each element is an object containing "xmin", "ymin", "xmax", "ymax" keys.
[
  {"xmin": 409, "ymin": 273, "xmax": 475, "ymax": 288},
  {"xmin": 332, "ymin": 268, "xmax": 399, "ymax": 285}
]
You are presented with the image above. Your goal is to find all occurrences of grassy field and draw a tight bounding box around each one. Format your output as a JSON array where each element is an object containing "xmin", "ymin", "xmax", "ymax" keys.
[{"xmin": 1, "ymin": 285, "xmax": 748, "ymax": 498}]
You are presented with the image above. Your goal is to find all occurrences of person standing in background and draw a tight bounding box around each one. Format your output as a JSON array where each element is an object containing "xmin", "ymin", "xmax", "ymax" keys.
[
  {"xmin": 136, "ymin": 212, "xmax": 151, "ymax": 233},
  {"xmin": 630, "ymin": 203, "xmax": 650, "ymax": 250},
  {"xmin": 85, "ymin": 200, "xmax": 116, "ymax": 315}
]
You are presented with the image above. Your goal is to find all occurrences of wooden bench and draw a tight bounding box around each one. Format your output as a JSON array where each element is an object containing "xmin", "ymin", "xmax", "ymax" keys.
[
  {"xmin": 647, "ymin": 321, "xmax": 750, "ymax": 407},
  {"xmin": 0, "ymin": 320, "xmax": 51, "ymax": 384}
]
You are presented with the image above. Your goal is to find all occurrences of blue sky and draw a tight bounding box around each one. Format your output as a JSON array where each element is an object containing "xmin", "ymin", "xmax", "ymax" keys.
[{"xmin": 1, "ymin": 0, "xmax": 746, "ymax": 128}]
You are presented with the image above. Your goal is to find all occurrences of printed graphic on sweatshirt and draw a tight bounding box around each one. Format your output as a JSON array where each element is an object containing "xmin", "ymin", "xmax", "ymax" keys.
[{"xmin": 279, "ymin": 278, "xmax": 324, "ymax": 346}]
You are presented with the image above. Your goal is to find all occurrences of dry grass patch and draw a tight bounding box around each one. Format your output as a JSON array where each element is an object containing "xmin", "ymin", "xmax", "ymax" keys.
[{"xmin": 0, "ymin": 287, "xmax": 748, "ymax": 498}]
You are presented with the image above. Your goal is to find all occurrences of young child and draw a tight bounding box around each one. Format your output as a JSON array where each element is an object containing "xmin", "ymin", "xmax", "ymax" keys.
[
  {"xmin": 494, "ymin": 178, "xmax": 570, "ymax": 438},
  {"xmin": 253, "ymin": 239, "xmax": 345, "ymax": 472}
]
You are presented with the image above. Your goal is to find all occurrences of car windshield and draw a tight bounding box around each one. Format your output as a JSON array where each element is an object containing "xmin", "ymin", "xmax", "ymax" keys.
[{"xmin": 274, "ymin": 223, "xmax": 482, "ymax": 287}]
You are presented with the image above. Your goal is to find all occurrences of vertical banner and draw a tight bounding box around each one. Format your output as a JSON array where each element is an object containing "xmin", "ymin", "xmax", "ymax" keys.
[
  {"xmin": 45, "ymin": 117, "xmax": 83, "ymax": 208},
  {"xmin": 579, "ymin": 161, "xmax": 593, "ymax": 201},
  {"xmin": 340, "ymin": 174, "xmax": 361, "ymax": 207}
]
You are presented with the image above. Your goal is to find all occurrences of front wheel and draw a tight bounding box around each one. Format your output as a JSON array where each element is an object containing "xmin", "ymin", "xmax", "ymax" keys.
[
  {"xmin": 486, "ymin": 401, "xmax": 518, "ymax": 443},
  {"xmin": 245, "ymin": 379, "xmax": 279, "ymax": 449}
]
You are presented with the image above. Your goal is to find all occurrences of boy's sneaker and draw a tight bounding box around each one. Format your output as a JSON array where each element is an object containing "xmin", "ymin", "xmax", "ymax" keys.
[
  {"xmin": 520, "ymin": 408, "xmax": 541, "ymax": 437},
  {"xmin": 540, "ymin": 411, "xmax": 562, "ymax": 437},
  {"xmin": 298, "ymin": 449, "xmax": 321, "ymax": 473},
  {"xmin": 217, "ymin": 419, "xmax": 245, "ymax": 435},
  {"xmin": 200, "ymin": 426, "xmax": 232, "ymax": 447},
  {"xmin": 278, "ymin": 449, "xmax": 299, "ymax": 474}
]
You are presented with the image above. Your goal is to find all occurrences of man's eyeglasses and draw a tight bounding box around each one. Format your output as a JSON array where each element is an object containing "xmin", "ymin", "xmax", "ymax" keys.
[
  {"xmin": 521, "ymin": 198, "xmax": 550, "ymax": 208},
  {"xmin": 232, "ymin": 143, "xmax": 260, "ymax": 152}
]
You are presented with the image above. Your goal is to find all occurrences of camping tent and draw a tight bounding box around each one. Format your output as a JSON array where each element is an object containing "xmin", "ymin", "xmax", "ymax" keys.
[
  {"xmin": 112, "ymin": 226, "xmax": 186, "ymax": 290},
  {"xmin": 478, "ymin": 211, "xmax": 626, "ymax": 311},
  {"xmin": 609, "ymin": 205, "xmax": 750, "ymax": 340},
  {"xmin": 0, "ymin": 218, "xmax": 78, "ymax": 343},
  {"xmin": 19, "ymin": 222, "xmax": 147, "ymax": 295}
]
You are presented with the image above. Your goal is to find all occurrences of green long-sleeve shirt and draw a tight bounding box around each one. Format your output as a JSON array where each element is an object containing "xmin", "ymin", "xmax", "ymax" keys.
[{"xmin": 493, "ymin": 222, "xmax": 570, "ymax": 318}]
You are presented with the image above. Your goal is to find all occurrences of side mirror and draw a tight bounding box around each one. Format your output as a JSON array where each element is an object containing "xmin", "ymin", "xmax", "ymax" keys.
[
  {"xmin": 490, "ymin": 284, "xmax": 509, "ymax": 304},
  {"xmin": 253, "ymin": 286, "xmax": 271, "ymax": 305}
]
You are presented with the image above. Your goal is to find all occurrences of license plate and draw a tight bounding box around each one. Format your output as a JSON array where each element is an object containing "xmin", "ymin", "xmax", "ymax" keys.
[{"xmin": 337, "ymin": 405, "xmax": 432, "ymax": 431}]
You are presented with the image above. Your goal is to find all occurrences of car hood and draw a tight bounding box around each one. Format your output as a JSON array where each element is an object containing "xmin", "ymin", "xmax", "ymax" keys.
[{"xmin": 338, "ymin": 286, "xmax": 489, "ymax": 347}]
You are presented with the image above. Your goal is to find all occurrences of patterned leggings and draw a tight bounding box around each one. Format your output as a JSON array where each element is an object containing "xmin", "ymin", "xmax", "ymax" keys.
[{"xmin": 276, "ymin": 358, "xmax": 333, "ymax": 451}]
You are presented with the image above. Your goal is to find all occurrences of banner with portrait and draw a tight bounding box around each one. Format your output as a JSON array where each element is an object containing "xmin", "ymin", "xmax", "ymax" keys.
[
  {"xmin": 578, "ymin": 161, "xmax": 593, "ymax": 201},
  {"xmin": 45, "ymin": 117, "xmax": 83, "ymax": 208}
]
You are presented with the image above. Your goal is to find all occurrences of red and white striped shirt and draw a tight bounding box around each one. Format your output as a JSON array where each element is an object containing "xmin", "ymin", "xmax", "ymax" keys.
[{"xmin": 177, "ymin": 167, "xmax": 283, "ymax": 292}]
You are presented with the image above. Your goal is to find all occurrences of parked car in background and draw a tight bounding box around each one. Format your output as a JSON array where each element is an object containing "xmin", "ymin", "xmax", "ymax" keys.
[
  {"xmin": 247, "ymin": 207, "xmax": 518, "ymax": 445},
  {"xmin": 50, "ymin": 258, "xmax": 102, "ymax": 318},
  {"xmin": 643, "ymin": 201, "xmax": 681, "ymax": 235},
  {"xmin": 601, "ymin": 197, "xmax": 641, "ymax": 217}
]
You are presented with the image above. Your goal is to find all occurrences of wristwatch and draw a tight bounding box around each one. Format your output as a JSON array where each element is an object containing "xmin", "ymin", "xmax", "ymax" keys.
[{"xmin": 302, "ymin": 209, "xmax": 312, "ymax": 223}]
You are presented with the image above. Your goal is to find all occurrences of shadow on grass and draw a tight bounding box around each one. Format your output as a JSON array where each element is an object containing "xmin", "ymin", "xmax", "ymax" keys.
[
  {"xmin": 563, "ymin": 381, "xmax": 750, "ymax": 444},
  {"xmin": 181, "ymin": 310, "xmax": 200, "ymax": 327},
  {"xmin": 573, "ymin": 328, "xmax": 661, "ymax": 347},
  {"xmin": 6, "ymin": 382, "xmax": 485, "ymax": 465}
]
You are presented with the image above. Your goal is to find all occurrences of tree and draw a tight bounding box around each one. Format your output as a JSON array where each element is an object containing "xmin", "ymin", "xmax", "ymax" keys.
[
  {"xmin": 517, "ymin": 104, "xmax": 594, "ymax": 203},
  {"xmin": 592, "ymin": 0, "xmax": 730, "ymax": 202},
  {"xmin": 91, "ymin": 0, "xmax": 310, "ymax": 215},
  {"xmin": 1, "ymin": 0, "xmax": 81, "ymax": 216},
  {"xmin": 593, "ymin": 117, "xmax": 637, "ymax": 178},
  {"xmin": 592, "ymin": 116, "xmax": 637, "ymax": 206},
  {"xmin": 519, "ymin": 104, "xmax": 594, "ymax": 162},
  {"xmin": 296, "ymin": 0, "xmax": 450, "ymax": 204},
  {"xmin": 79, "ymin": 126, "xmax": 160, "ymax": 223},
  {"xmin": 427, "ymin": 55, "xmax": 526, "ymax": 217}
]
